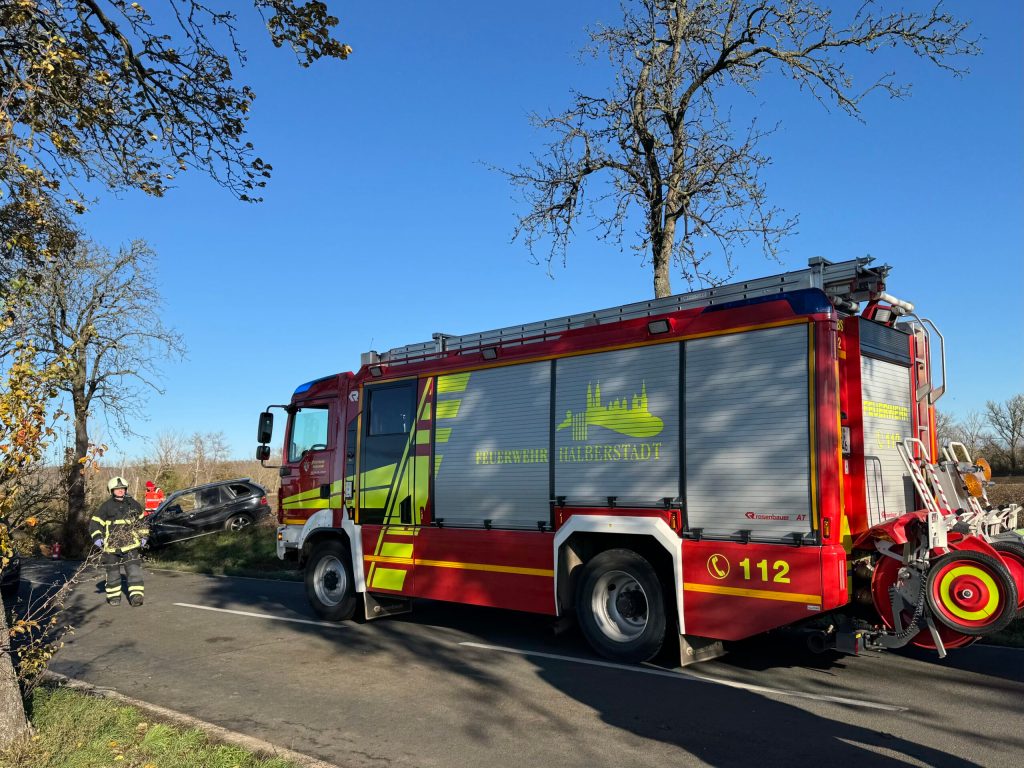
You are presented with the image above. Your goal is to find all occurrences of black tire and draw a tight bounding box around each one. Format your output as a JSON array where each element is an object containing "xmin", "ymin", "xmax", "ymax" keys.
[
  {"xmin": 925, "ymin": 550, "xmax": 1017, "ymax": 636},
  {"xmin": 575, "ymin": 548, "xmax": 666, "ymax": 663},
  {"xmin": 305, "ymin": 539, "xmax": 357, "ymax": 621},
  {"xmin": 991, "ymin": 539, "xmax": 1024, "ymax": 611},
  {"xmin": 224, "ymin": 514, "xmax": 253, "ymax": 532}
]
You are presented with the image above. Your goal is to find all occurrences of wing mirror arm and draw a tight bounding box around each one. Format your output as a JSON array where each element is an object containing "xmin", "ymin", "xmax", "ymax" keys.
[{"xmin": 256, "ymin": 405, "xmax": 290, "ymax": 468}]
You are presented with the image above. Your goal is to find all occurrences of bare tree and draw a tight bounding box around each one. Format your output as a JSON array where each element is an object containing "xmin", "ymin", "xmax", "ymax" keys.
[
  {"xmin": 985, "ymin": 395, "xmax": 1024, "ymax": 475},
  {"xmin": 188, "ymin": 430, "xmax": 231, "ymax": 486},
  {"xmin": 27, "ymin": 240, "xmax": 186, "ymax": 552},
  {"xmin": 500, "ymin": 1, "xmax": 977, "ymax": 297},
  {"xmin": 935, "ymin": 409, "xmax": 957, "ymax": 450},
  {"xmin": 954, "ymin": 409, "xmax": 989, "ymax": 461}
]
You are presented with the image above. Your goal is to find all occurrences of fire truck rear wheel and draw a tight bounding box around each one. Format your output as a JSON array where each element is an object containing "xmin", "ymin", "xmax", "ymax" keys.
[
  {"xmin": 575, "ymin": 548, "xmax": 666, "ymax": 663},
  {"xmin": 990, "ymin": 539, "xmax": 1024, "ymax": 612},
  {"xmin": 925, "ymin": 550, "xmax": 1017, "ymax": 636},
  {"xmin": 305, "ymin": 539, "xmax": 357, "ymax": 621}
]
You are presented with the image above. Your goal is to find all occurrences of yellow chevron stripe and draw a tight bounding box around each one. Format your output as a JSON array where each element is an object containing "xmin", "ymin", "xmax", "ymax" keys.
[
  {"xmin": 380, "ymin": 542, "xmax": 414, "ymax": 558},
  {"xmin": 435, "ymin": 400, "xmax": 461, "ymax": 419},
  {"xmin": 437, "ymin": 373, "xmax": 470, "ymax": 393},
  {"xmin": 282, "ymin": 499, "xmax": 330, "ymax": 510},
  {"xmin": 281, "ymin": 488, "xmax": 323, "ymax": 504},
  {"xmin": 364, "ymin": 555, "xmax": 553, "ymax": 578},
  {"xmin": 435, "ymin": 428, "xmax": 452, "ymax": 443},
  {"xmin": 370, "ymin": 567, "xmax": 408, "ymax": 591},
  {"xmin": 684, "ymin": 583, "xmax": 822, "ymax": 605}
]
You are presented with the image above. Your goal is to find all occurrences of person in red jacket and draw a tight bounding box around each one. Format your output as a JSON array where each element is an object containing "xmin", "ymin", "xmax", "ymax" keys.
[{"xmin": 144, "ymin": 480, "xmax": 165, "ymax": 516}]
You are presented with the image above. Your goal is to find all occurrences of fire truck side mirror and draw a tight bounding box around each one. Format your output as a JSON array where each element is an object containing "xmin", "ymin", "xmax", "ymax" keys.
[
  {"xmin": 256, "ymin": 445, "xmax": 271, "ymax": 461},
  {"xmin": 257, "ymin": 412, "xmax": 274, "ymax": 444}
]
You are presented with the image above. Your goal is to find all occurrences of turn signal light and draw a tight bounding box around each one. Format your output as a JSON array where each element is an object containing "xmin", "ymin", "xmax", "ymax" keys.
[
  {"xmin": 963, "ymin": 472, "xmax": 984, "ymax": 498},
  {"xmin": 976, "ymin": 457, "xmax": 992, "ymax": 482}
]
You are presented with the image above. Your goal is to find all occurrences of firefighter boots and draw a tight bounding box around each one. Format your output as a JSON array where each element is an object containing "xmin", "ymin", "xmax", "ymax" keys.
[
  {"xmin": 129, "ymin": 594, "xmax": 144, "ymax": 607},
  {"xmin": 107, "ymin": 597, "xmax": 121, "ymax": 606}
]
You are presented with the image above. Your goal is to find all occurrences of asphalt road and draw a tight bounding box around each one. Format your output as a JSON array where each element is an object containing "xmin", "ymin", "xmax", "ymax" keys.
[{"xmin": 13, "ymin": 558, "xmax": 1024, "ymax": 768}]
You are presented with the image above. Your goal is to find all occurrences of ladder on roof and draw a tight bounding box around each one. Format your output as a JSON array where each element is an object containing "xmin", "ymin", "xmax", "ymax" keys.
[{"xmin": 367, "ymin": 256, "xmax": 891, "ymax": 366}]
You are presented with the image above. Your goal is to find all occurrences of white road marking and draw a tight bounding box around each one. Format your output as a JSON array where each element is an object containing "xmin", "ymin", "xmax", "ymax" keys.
[
  {"xmin": 149, "ymin": 568, "xmax": 300, "ymax": 583},
  {"xmin": 460, "ymin": 642, "xmax": 908, "ymax": 712},
  {"xmin": 173, "ymin": 602, "xmax": 345, "ymax": 629}
]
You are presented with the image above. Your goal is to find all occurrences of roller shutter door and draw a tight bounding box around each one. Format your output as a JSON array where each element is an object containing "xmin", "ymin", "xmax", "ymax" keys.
[
  {"xmin": 554, "ymin": 344, "xmax": 680, "ymax": 505},
  {"xmin": 861, "ymin": 356, "xmax": 915, "ymax": 524},
  {"xmin": 433, "ymin": 362, "xmax": 551, "ymax": 527},
  {"xmin": 685, "ymin": 325, "xmax": 812, "ymax": 542}
]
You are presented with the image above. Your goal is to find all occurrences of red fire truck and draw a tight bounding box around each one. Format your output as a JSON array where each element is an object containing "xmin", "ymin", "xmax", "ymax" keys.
[{"xmin": 257, "ymin": 257, "xmax": 1023, "ymax": 665}]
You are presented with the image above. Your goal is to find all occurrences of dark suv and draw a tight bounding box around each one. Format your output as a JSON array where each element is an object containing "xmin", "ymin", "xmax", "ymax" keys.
[{"xmin": 148, "ymin": 479, "xmax": 270, "ymax": 547}]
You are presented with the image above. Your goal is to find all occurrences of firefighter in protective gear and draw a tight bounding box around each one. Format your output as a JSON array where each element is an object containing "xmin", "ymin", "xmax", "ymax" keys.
[
  {"xmin": 90, "ymin": 476, "xmax": 148, "ymax": 606},
  {"xmin": 143, "ymin": 480, "xmax": 165, "ymax": 516}
]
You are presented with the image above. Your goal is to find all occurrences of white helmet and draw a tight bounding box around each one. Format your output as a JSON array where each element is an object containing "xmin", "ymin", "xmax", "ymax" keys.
[{"xmin": 107, "ymin": 476, "xmax": 129, "ymax": 492}]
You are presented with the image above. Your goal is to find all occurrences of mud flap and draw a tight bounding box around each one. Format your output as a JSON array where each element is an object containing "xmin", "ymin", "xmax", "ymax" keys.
[
  {"xmin": 678, "ymin": 634, "xmax": 726, "ymax": 666},
  {"xmin": 363, "ymin": 591, "xmax": 412, "ymax": 621}
]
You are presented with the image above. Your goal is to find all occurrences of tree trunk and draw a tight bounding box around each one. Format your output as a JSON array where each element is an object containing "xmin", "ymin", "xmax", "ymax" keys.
[
  {"xmin": 62, "ymin": 392, "xmax": 91, "ymax": 557},
  {"xmin": 0, "ymin": 608, "xmax": 30, "ymax": 749},
  {"xmin": 652, "ymin": 222, "xmax": 675, "ymax": 298}
]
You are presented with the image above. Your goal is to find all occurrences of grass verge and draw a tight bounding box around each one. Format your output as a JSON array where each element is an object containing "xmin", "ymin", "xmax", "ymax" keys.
[
  {"xmin": 145, "ymin": 525, "xmax": 300, "ymax": 581},
  {"xmin": 0, "ymin": 685, "xmax": 297, "ymax": 768}
]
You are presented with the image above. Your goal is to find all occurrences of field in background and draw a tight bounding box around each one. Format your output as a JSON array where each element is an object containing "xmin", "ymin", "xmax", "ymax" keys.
[{"xmin": 987, "ymin": 476, "xmax": 1024, "ymax": 528}]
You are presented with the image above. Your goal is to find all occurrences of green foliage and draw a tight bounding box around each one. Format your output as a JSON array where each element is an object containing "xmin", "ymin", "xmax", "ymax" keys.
[
  {"xmin": 1, "ymin": 686, "xmax": 298, "ymax": 767},
  {"xmin": 146, "ymin": 525, "xmax": 298, "ymax": 580}
]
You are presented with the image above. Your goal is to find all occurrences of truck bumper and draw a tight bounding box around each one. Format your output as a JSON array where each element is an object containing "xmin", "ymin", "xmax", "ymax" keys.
[{"xmin": 276, "ymin": 525, "xmax": 302, "ymax": 561}]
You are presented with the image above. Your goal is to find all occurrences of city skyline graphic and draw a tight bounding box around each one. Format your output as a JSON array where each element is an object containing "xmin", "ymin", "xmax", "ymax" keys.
[{"xmin": 556, "ymin": 381, "xmax": 664, "ymax": 441}]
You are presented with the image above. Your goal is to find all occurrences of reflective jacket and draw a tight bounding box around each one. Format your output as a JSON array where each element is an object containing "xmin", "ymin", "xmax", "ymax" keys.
[
  {"xmin": 89, "ymin": 496, "xmax": 148, "ymax": 554},
  {"xmin": 144, "ymin": 488, "xmax": 165, "ymax": 515}
]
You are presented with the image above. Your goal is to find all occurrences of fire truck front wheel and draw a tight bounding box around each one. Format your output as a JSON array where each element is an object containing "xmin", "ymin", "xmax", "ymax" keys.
[
  {"xmin": 575, "ymin": 549, "xmax": 666, "ymax": 663},
  {"xmin": 305, "ymin": 540, "xmax": 357, "ymax": 621}
]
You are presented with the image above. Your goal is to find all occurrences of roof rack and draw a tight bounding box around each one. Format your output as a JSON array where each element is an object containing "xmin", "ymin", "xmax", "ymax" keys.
[{"xmin": 365, "ymin": 256, "xmax": 889, "ymax": 366}]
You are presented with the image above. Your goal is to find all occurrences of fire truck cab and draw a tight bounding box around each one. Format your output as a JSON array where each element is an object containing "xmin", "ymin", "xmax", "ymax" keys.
[{"xmin": 258, "ymin": 257, "xmax": 1023, "ymax": 665}]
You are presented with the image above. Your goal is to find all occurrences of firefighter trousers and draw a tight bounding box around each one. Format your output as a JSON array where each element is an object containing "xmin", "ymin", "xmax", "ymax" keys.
[{"xmin": 101, "ymin": 550, "xmax": 144, "ymax": 603}]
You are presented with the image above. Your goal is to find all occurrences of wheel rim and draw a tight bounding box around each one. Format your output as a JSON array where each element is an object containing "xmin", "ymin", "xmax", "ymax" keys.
[
  {"xmin": 230, "ymin": 516, "xmax": 251, "ymax": 531},
  {"xmin": 313, "ymin": 555, "xmax": 347, "ymax": 607},
  {"xmin": 929, "ymin": 558, "xmax": 1003, "ymax": 630},
  {"xmin": 590, "ymin": 569, "xmax": 649, "ymax": 642}
]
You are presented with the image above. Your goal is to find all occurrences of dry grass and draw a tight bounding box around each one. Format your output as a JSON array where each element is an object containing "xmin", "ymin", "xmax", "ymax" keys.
[{"xmin": 986, "ymin": 477, "xmax": 1024, "ymax": 528}]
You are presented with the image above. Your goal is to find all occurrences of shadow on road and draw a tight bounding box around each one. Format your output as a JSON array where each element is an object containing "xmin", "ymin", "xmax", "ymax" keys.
[
  {"xmin": 24, "ymin": 559, "xmax": 1020, "ymax": 768},
  {"xmin": 176, "ymin": 572, "xmax": 999, "ymax": 768}
]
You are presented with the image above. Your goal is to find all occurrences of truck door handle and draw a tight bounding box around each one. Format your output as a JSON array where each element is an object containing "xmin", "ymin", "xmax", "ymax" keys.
[
  {"xmin": 319, "ymin": 484, "xmax": 331, "ymax": 500},
  {"xmin": 400, "ymin": 497, "xmax": 412, "ymax": 525}
]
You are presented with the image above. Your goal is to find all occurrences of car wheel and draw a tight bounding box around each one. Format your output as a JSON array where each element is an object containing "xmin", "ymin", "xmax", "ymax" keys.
[
  {"xmin": 575, "ymin": 548, "xmax": 666, "ymax": 663},
  {"xmin": 305, "ymin": 539, "xmax": 357, "ymax": 621},
  {"xmin": 224, "ymin": 514, "xmax": 253, "ymax": 532}
]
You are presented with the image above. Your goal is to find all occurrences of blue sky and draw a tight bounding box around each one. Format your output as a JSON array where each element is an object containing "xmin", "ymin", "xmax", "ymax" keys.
[{"xmin": 77, "ymin": 1, "xmax": 1022, "ymax": 461}]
